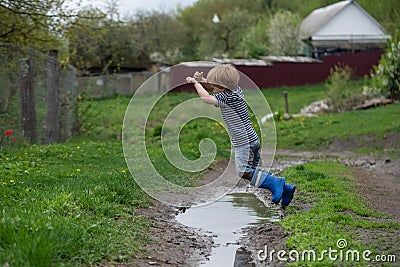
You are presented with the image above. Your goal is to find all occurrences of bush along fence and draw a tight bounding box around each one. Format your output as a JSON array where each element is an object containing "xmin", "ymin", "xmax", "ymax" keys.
[{"xmin": 0, "ymin": 42, "xmax": 77, "ymax": 149}]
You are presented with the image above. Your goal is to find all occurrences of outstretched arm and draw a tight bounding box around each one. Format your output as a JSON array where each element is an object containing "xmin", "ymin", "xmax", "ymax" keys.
[{"xmin": 186, "ymin": 77, "xmax": 217, "ymax": 105}]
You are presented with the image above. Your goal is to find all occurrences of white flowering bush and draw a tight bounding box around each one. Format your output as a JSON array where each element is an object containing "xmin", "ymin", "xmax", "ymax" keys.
[
  {"xmin": 362, "ymin": 85, "xmax": 382, "ymax": 99},
  {"xmin": 370, "ymin": 31, "xmax": 400, "ymax": 100}
]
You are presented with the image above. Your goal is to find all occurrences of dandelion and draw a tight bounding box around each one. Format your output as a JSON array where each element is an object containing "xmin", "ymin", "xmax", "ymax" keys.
[
  {"xmin": 76, "ymin": 168, "xmax": 81, "ymax": 173},
  {"xmin": 76, "ymin": 146, "xmax": 81, "ymax": 149},
  {"xmin": 2, "ymin": 182, "xmax": 6, "ymax": 185},
  {"xmin": 121, "ymin": 169, "xmax": 127, "ymax": 173},
  {"xmin": 10, "ymin": 179, "xmax": 15, "ymax": 183}
]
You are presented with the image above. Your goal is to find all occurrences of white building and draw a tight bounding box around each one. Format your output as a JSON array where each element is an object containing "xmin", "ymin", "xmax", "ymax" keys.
[{"xmin": 300, "ymin": 0, "xmax": 391, "ymax": 57}]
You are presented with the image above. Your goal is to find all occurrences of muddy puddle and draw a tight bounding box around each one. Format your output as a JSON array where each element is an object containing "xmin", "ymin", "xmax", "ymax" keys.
[{"xmin": 176, "ymin": 191, "xmax": 281, "ymax": 266}]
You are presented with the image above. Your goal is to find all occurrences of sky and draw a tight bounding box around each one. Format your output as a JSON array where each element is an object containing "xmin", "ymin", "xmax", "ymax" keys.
[
  {"xmin": 119, "ymin": 0, "xmax": 198, "ymax": 14},
  {"xmin": 74, "ymin": 0, "xmax": 198, "ymax": 17}
]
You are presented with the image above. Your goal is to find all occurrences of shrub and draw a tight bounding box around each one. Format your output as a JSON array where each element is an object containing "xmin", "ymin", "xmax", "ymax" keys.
[
  {"xmin": 325, "ymin": 65, "xmax": 365, "ymax": 112},
  {"xmin": 362, "ymin": 85, "xmax": 383, "ymax": 99},
  {"xmin": 370, "ymin": 30, "xmax": 400, "ymax": 101}
]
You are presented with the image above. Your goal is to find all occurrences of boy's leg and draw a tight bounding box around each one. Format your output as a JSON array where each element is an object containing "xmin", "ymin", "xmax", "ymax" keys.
[
  {"xmin": 234, "ymin": 140, "xmax": 285, "ymax": 204},
  {"xmin": 234, "ymin": 141, "xmax": 258, "ymax": 181}
]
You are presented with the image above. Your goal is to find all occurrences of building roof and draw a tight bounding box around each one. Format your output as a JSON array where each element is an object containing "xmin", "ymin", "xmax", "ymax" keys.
[
  {"xmin": 260, "ymin": 56, "xmax": 321, "ymax": 63},
  {"xmin": 300, "ymin": 0, "xmax": 390, "ymax": 48},
  {"xmin": 180, "ymin": 59, "xmax": 272, "ymax": 67},
  {"xmin": 212, "ymin": 58, "xmax": 271, "ymax": 66},
  {"xmin": 301, "ymin": 0, "xmax": 351, "ymax": 39}
]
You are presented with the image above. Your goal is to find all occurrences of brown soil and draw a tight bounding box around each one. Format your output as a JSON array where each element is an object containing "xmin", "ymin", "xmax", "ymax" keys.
[
  {"xmin": 130, "ymin": 201, "xmax": 213, "ymax": 267},
  {"xmin": 124, "ymin": 134, "xmax": 399, "ymax": 267}
]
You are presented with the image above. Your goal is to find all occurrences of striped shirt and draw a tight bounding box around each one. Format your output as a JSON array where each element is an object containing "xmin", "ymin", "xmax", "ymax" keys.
[{"xmin": 214, "ymin": 87, "xmax": 259, "ymax": 147}]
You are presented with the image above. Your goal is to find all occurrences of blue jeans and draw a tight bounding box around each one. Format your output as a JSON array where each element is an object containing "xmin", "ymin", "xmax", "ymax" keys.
[{"xmin": 234, "ymin": 139, "xmax": 262, "ymax": 182}]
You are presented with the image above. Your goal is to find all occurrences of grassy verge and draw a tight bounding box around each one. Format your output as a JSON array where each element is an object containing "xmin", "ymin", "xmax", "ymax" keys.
[
  {"xmin": 276, "ymin": 103, "xmax": 400, "ymax": 150},
  {"xmin": 0, "ymin": 142, "xmax": 150, "ymax": 266},
  {"xmin": 280, "ymin": 162, "xmax": 399, "ymax": 266}
]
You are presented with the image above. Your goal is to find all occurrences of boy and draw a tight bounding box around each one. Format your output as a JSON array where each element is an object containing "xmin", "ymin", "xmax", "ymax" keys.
[{"xmin": 186, "ymin": 64, "xmax": 295, "ymax": 208}]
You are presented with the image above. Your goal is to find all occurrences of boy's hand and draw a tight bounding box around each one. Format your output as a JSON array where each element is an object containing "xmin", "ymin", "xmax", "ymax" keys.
[
  {"xmin": 194, "ymin": 71, "xmax": 207, "ymax": 82},
  {"xmin": 186, "ymin": 76, "xmax": 198, "ymax": 83}
]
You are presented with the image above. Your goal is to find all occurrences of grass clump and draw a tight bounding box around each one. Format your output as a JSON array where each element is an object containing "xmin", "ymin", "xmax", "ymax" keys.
[{"xmin": 280, "ymin": 162, "xmax": 399, "ymax": 266}]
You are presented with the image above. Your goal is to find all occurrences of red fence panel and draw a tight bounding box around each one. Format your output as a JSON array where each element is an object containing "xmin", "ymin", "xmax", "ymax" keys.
[{"xmin": 171, "ymin": 50, "xmax": 383, "ymax": 91}]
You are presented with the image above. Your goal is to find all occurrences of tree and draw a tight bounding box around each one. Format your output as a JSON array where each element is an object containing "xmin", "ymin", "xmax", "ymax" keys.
[
  {"xmin": 266, "ymin": 10, "xmax": 302, "ymax": 56},
  {"xmin": 132, "ymin": 11, "xmax": 186, "ymax": 64},
  {"xmin": 197, "ymin": 8, "xmax": 257, "ymax": 58},
  {"xmin": 0, "ymin": 0, "xmax": 104, "ymax": 50},
  {"xmin": 177, "ymin": 0, "xmax": 263, "ymax": 60},
  {"xmin": 240, "ymin": 16, "xmax": 270, "ymax": 58},
  {"xmin": 68, "ymin": 18, "xmax": 149, "ymax": 73}
]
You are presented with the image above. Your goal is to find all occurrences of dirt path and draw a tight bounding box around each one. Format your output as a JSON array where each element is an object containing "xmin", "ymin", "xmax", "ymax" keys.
[{"xmin": 129, "ymin": 144, "xmax": 399, "ymax": 267}]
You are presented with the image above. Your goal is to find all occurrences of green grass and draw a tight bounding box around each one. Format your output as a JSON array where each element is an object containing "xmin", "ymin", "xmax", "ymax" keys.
[
  {"xmin": 0, "ymin": 142, "xmax": 150, "ymax": 266},
  {"xmin": 1, "ymin": 80, "xmax": 399, "ymax": 266},
  {"xmin": 276, "ymin": 103, "xmax": 400, "ymax": 150},
  {"xmin": 260, "ymin": 79, "xmax": 366, "ymax": 114},
  {"xmin": 75, "ymin": 94, "xmax": 131, "ymax": 141},
  {"xmin": 280, "ymin": 162, "xmax": 399, "ymax": 266},
  {"xmin": 75, "ymin": 81, "xmax": 400, "ymax": 154},
  {"xmin": 261, "ymin": 83, "xmax": 329, "ymax": 114}
]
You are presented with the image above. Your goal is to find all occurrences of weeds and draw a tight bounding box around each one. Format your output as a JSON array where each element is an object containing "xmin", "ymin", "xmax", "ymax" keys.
[{"xmin": 280, "ymin": 162, "xmax": 399, "ymax": 266}]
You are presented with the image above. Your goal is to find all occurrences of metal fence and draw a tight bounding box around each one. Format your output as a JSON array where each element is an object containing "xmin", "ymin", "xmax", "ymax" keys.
[
  {"xmin": 76, "ymin": 69, "xmax": 171, "ymax": 98},
  {"xmin": 0, "ymin": 42, "xmax": 77, "ymax": 149}
]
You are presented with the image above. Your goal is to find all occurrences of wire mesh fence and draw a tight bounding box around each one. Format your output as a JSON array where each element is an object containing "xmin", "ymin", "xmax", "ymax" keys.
[{"xmin": 0, "ymin": 42, "xmax": 77, "ymax": 149}]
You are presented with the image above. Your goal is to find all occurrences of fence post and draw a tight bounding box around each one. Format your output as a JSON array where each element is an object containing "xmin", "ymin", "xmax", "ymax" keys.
[
  {"xmin": 58, "ymin": 65, "xmax": 76, "ymax": 142},
  {"xmin": 283, "ymin": 91, "xmax": 290, "ymax": 120},
  {"xmin": 45, "ymin": 50, "xmax": 59, "ymax": 143},
  {"xmin": 19, "ymin": 57, "xmax": 37, "ymax": 143}
]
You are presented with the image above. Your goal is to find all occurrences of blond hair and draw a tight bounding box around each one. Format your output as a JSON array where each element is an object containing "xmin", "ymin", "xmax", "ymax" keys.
[{"xmin": 207, "ymin": 64, "xmax": 239, "ymax": 91}]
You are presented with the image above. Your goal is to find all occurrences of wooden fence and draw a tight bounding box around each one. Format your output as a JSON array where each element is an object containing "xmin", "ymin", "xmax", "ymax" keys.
[{"xmin": 0, "ymin": 43, "xmax": 77, "ymax": 148}]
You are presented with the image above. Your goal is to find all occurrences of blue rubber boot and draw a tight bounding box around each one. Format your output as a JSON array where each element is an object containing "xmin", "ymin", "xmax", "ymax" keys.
[
  {"xmin": 256, "ymin": 173, "xmax": 286, "ymax": 204},
  {"xmin": 281, "ymin": 183, "xmax": 296, "ymax": 209}
]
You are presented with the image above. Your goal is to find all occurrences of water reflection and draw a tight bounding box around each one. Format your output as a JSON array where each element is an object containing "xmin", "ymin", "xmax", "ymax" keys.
[{"xmin": 176, "ymin": 192, "xmax": 281, "ymax": 266}]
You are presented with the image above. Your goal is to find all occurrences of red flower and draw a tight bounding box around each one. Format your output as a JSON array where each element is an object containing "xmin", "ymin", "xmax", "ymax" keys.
[
  {"xmin": 12, "ymin": 138, "xmax": 17, "ymax": 143},
  {"xmin": 5, "ymin": 129, "xmax": 13, "ymax": 137}
]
